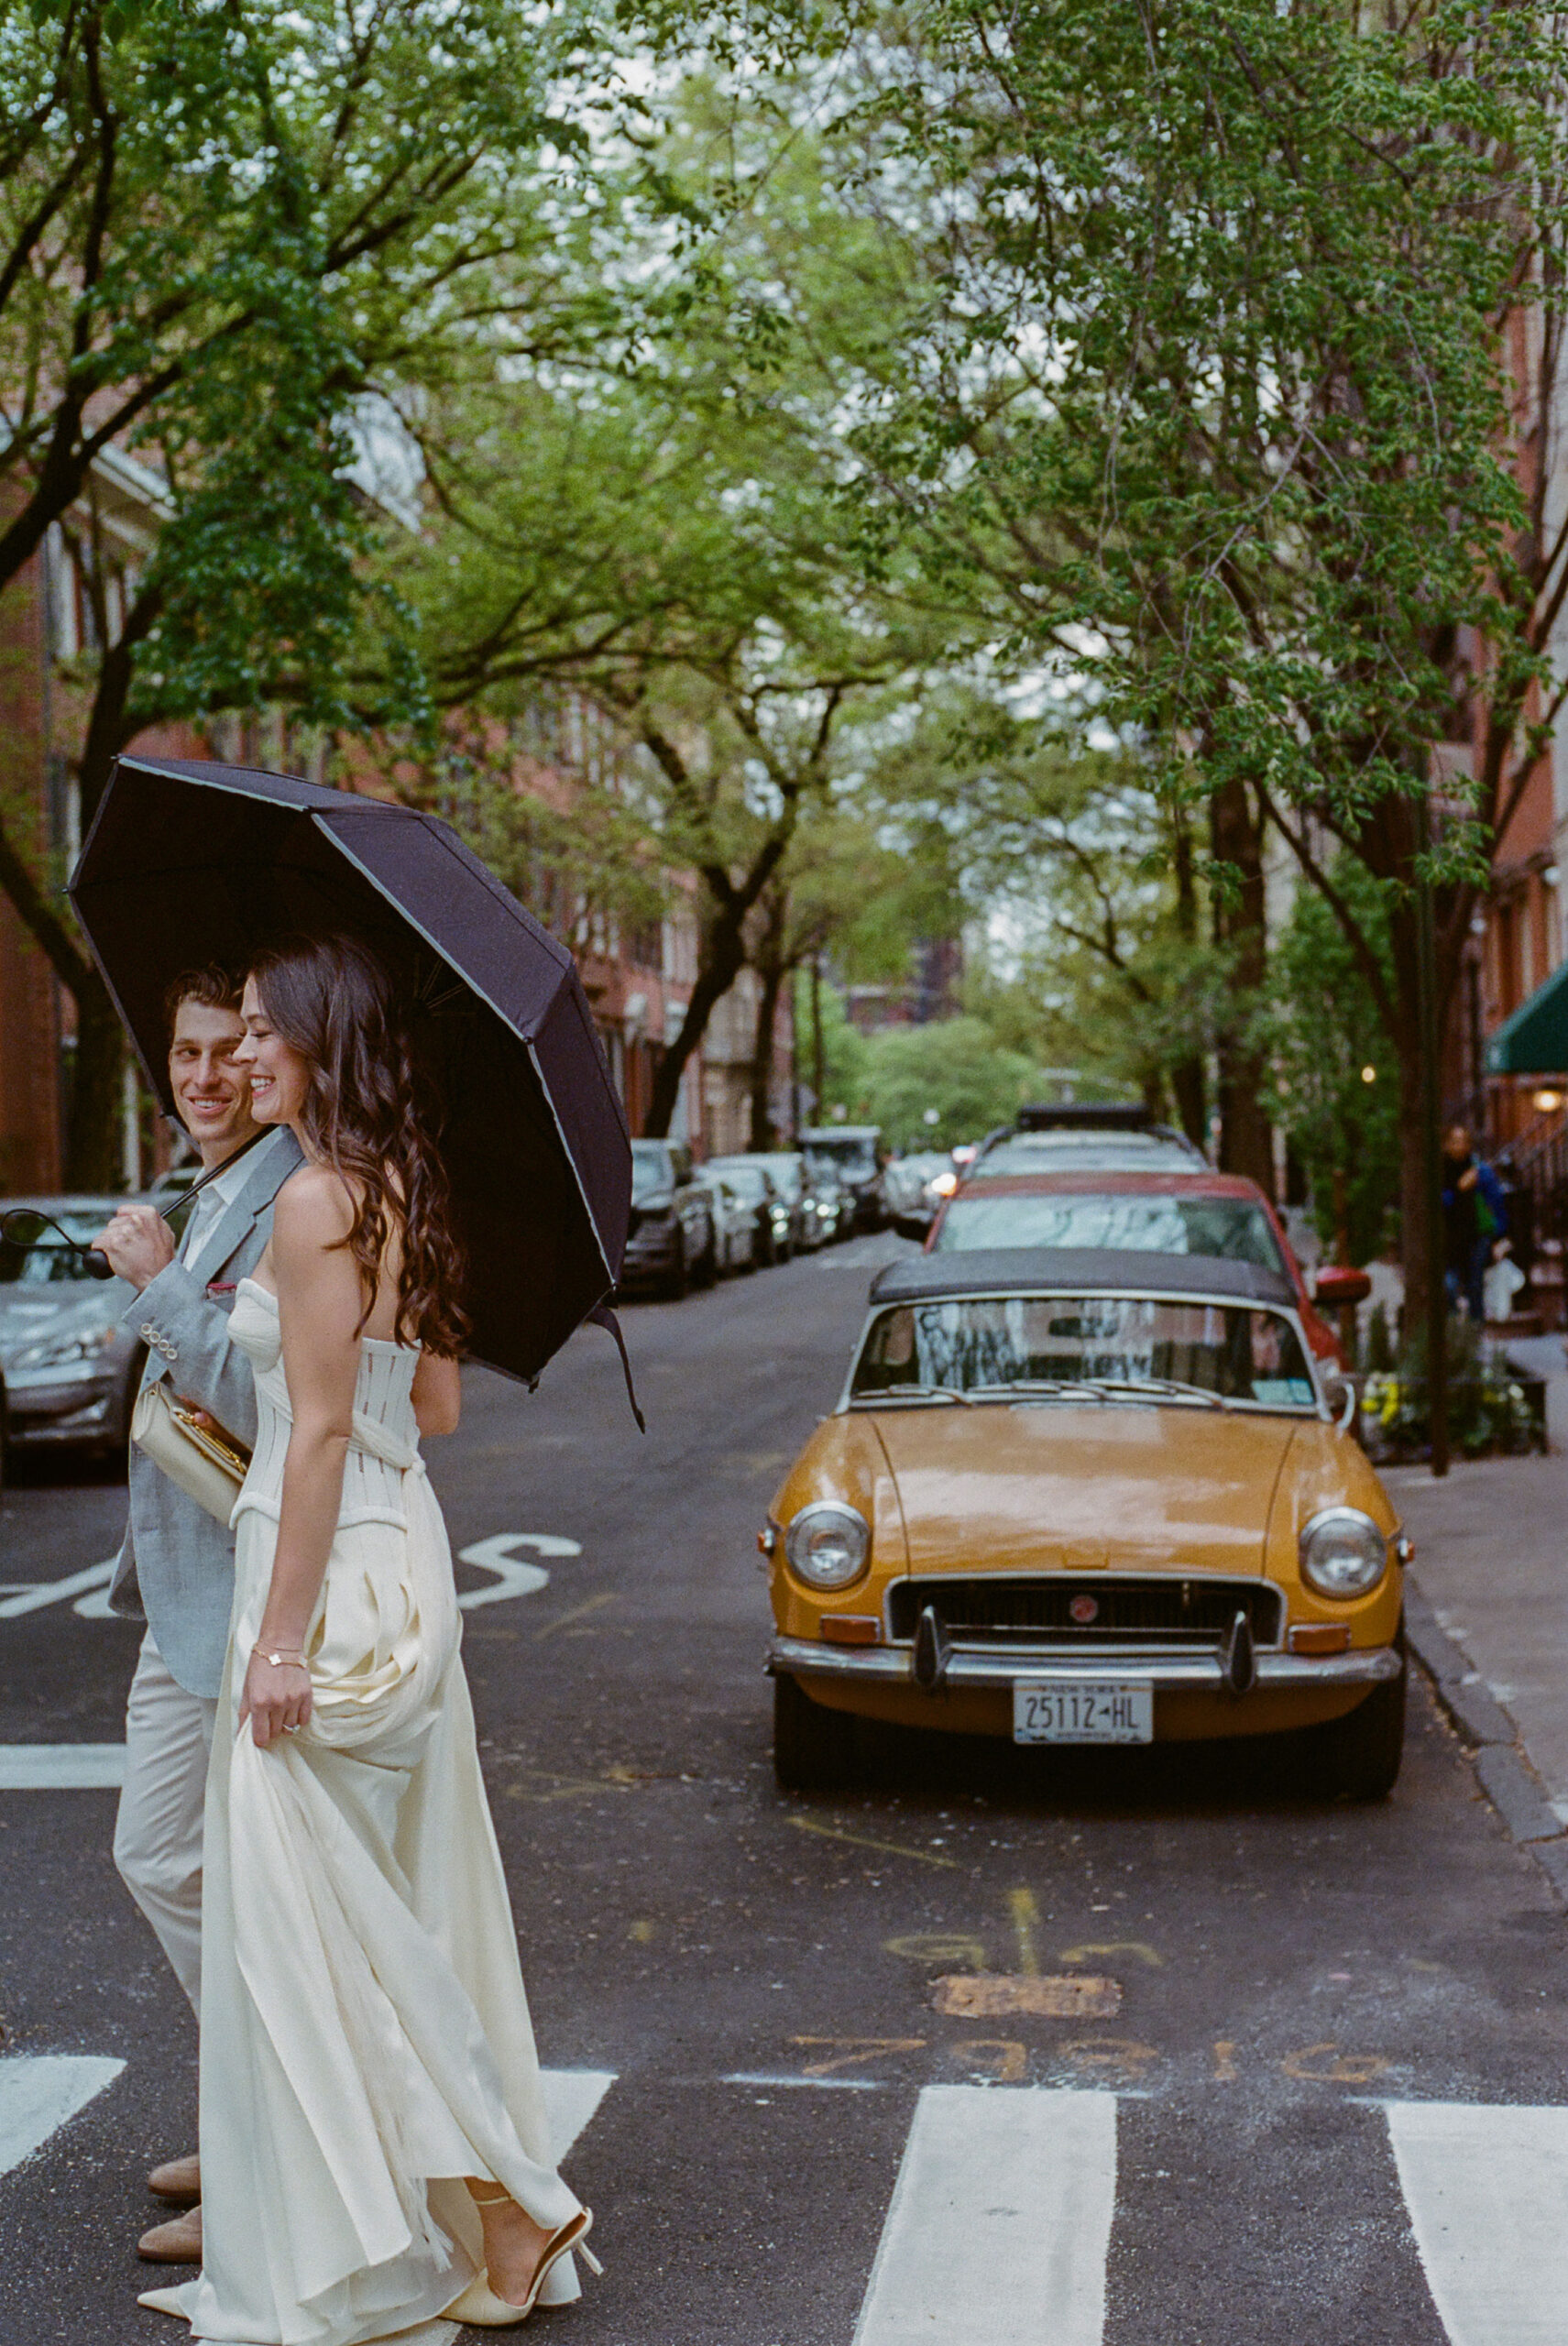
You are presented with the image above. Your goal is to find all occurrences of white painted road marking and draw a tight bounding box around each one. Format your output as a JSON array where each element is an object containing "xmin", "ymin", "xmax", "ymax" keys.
[
  {"xmin": 455, "ymin": 1532, "xmax": 583, "ymax": 1610},
  {"xmin": 723, "ymin": 2071, "xmax": 885, "ymax": 2090},
  {"xmin": 541, "ymin": 2067, "xmax": 616, "ymax": 2161},
  {"xmin": 0, "ymin": 1744, "xmax": 126, "ymax": 1789},
  {"xmin": 0, "ymin": 2055, "xmax": 125, "ymax": 2176},
  {"xmin": 1387, "ymin": 2100, "xmax": 1568, "ymax": 2345},
  {"xmin": 0, "ymin": 1558, "xmax": 116, "ymax": 1620},
  {"xmin": 0, "ymin": 1534, "xmax": 581, "ymax": 1627},
  {"xmin": 853, "ymin": 2085, "xmax": 1116, "ymax": 2346},
  {"xmin": 0, "ymin": 2061, "xmax": 605, "ymax": 2185}
]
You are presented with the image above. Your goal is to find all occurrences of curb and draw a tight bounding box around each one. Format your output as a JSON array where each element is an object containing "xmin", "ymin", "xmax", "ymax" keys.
[{"xmin": 1406, "ymin": 1575, "xmax": 1567, "ymax": 1901}]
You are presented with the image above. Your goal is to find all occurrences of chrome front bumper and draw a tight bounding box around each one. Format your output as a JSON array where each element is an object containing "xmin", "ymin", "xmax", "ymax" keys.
[{"xmin": 765, "ymin": 1635, "xmax": 1403, "ymax": 1693}]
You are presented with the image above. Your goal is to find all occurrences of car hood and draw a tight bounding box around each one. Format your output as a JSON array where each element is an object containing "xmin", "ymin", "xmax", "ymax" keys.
[
  {"xmin": 0, "ymin": 1284, "xmax": 129, "ymax": 1360},
  {"xmin": 868, "ymin": 1400, "xmax": 1302, "ymax": 1576}
]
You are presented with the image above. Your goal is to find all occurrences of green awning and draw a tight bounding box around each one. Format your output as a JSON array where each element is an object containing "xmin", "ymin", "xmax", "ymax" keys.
[{"xmin": 1486, "ymin": 958, "xmax": 1568, "ymax": 1074}]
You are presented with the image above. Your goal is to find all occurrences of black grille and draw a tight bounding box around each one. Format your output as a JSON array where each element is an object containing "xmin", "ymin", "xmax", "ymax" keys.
[{"xmin": 886, "ymin": 1576, "xmax": 1281, "ymax": 1648}]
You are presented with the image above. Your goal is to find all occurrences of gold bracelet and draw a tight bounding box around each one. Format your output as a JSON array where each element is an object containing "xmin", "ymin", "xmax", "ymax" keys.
[{"xmin": 263, "ymin": 1649, "xmax": 308, "ymax": 1669}]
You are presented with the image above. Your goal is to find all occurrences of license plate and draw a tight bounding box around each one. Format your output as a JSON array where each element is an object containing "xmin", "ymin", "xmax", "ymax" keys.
[{"xmin": 1014, "ymin": 1679, "xmax": 1153, "ymax": 1745}]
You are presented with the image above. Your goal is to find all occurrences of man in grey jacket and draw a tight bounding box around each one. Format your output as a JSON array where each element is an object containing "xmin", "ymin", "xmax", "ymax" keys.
[{"xmin": 93, "ymin": 968, "xmax": 302, "ymax": 2264}]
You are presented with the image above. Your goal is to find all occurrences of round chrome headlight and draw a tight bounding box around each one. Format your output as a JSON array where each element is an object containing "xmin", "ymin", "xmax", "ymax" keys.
[
  {"xmin": 784, "ymin": 1501, "xmax": 871, "ymax": 1590},
  {"xmin": 1299, "ymin": 1507, "xmax": 1388, "ymax": 1600}
]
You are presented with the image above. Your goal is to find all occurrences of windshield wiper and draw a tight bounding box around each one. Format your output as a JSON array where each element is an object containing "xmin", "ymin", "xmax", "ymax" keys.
[
  {"xmin": 966, "ymin": 1379, "xmax": 1108, "ymax": 1403},
  {"xmin": 853, "ymin": 1383, "xmax": 974, "ymax": 1406},
  {"xmin": 1076, "ymin": 1376, "xmax": 1227, "ymax": 1409}
]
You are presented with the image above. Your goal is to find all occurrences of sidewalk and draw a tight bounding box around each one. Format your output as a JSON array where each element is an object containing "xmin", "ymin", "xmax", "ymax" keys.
[{"xmin": 1383, "ymin": 1335, "xmax": 1568, "ymax": 1894}]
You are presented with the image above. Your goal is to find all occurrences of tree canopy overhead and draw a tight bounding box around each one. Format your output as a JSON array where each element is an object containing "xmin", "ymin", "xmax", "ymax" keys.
[
  {"xmin": 676, "ymin": 0, "xmax": 1568, "ymax": 1299},
  {"xmin": 0, "ymin": 0, "xmax": 631, "ymax": 1179}
]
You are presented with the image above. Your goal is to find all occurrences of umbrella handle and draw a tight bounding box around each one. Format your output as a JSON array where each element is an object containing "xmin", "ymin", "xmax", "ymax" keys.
[{"xmin": 85, "ymin": 1248, "xmax": 115, "ymax": 1279}]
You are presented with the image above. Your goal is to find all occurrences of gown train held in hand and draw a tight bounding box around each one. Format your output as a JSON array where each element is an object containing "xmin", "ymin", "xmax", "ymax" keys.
[{"xmin": 144, "ymin": 1278, "xmax": 587, "ymax": 2346}]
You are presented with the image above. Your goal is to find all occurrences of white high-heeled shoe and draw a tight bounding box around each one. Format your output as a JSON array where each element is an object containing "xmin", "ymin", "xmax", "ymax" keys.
[{"xmin": 444, "ymin": 2195, "xmax": 601, "ymax": 2328}]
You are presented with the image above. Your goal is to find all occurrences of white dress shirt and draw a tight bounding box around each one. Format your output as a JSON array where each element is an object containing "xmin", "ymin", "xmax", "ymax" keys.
[{"xmin": 180, "ymin": 1150, "xmax": 253, "ymax": 1267}]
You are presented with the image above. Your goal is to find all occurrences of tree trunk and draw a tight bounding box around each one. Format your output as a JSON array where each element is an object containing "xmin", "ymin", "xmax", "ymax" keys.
[
  {"xmin": 1168, "ymin": 808, "xmax": 1206, "ymax": 1145},
  {"xmin": 644, "ymin": 914, "xmax": 750, "ymax": 1138},
  {"xmin": 1211, "ymin": 777, "xmax": 1273, "ymax": 1188},
  {"xmin": 0, "ymin": 795, "xmax": 126, "ymax": 1189},
  {"xmin": 65, "ymin": 978, "xmax": 126, "ymax": 1189},
  {"xmin": 750, "ymin": 953, "xmax": 786, "ymax": 1149}
]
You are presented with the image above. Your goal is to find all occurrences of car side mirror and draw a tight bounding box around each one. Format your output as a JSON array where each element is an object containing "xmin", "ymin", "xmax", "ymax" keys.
[
  {"xmin": 892, "ymin": 1211, "xmax": 930, "ymax": 1243},
  {"xmin": 1313, "ymin": 1265, "xmax": 1371, "ymax": 1309},
  {"xmin": 1321, "ymin": 1373, "xmax": 1358, "ymax": 1431}
]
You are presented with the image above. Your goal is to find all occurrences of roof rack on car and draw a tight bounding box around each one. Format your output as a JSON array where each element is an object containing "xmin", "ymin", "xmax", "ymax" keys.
[
  {"xmin": 1014, "ymin": 1104, "xmax": 1153, "ymax": 1132},
  {"xmin": 868, "ymin": 1246, "xmax": 1296, "ymax": 1311}
]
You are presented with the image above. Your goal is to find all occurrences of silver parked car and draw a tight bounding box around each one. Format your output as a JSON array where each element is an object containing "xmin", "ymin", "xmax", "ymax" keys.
[
  {"xmin": 693, "ymin": 1169, "xmax": 759, "ymax": 1275},
  {"xmin": 0, "ymin": 1197, "xmax": 142, "ymax": 1463}
]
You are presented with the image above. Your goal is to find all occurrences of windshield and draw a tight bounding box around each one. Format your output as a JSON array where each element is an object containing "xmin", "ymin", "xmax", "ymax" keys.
[
  {"xmin": 804, "ymin": 1135, "xmax": 877, "ymax": 1177},
  {"xmin": 850, "ymin": 1294, "xmax": 1316, "ymax": 1409},
  {"xmin": 630, "ymin": 1143, "xmax": 674, "ymax": 1202},
  {"xmin": 935, "ymin": 1191, "xmax": 1286, "ymax": 1273},
  {"xmin": 718, "ymin": 1166, "xmax": 764, "ymax": 1200},
  {"xmin": 0, "ymin": 1210, "xmax": 113, "ymax": 1287},
  {"xmin": 759, "ymin": 1156, "xmax": 802, "ymax": 1199},
  {"xmin": 969, "ymin": 1135, "xmax": 1201, "ymax": 1178}
]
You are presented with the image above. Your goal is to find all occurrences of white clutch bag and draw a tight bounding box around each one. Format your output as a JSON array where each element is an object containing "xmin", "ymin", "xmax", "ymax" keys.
[{"xmin": 131, "ymin": 1381, "xmax": 252, "ymax": 1523}]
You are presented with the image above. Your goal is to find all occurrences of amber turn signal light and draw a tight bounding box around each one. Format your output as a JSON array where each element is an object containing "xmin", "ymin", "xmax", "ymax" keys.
[
  {"xmin": 1288, "ymin": 1622, "xmax": 1352, "ymax": 1655},
  {"xmin": 821, "ymin": 1615, "xmax": 880, "ymax": 1646}
]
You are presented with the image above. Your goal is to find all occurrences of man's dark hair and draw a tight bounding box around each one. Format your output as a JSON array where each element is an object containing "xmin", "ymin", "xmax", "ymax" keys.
[{"xmin": 163, "ymin": 965, "xmax": 242, "ymax": 1033}]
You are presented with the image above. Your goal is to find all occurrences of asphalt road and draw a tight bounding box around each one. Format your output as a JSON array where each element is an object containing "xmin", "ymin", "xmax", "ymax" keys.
[{"xmin": 4, "ymin": 1233, "xmax": 1567, "ymax": 2346}]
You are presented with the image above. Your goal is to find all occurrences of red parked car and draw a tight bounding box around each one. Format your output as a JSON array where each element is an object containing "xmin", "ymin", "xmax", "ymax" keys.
[{"xmin": 922, "ymin": 1167, "xmax": 1367, "ymax": 1368}]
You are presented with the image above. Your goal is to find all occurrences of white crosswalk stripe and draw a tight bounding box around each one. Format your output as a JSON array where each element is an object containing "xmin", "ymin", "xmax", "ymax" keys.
[
  {"xmin": 10, "ymin": 2053, "xmax": 1568, "ymax": 2343},
  {"xmin": 0, "ymin": 2062, "xmax": 608, "ymax": 2191},
  {"xmin": 1387, "ymin": 2100, "xmax": 1568, "ymax": 2346},
  {"xmin": 0, "ymin": 2055, "xmax": 125, "ymax": 2178},
  {"xmin": 0, "ymin": 1744, "xmax": 126, "ymax": 1788},
  {"xmin": 853, "ymin": 2086, "xmax": 1116, "ymax": 2346}
]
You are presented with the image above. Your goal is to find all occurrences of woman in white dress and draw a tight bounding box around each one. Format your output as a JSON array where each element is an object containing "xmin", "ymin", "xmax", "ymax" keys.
[{"xmin": 141, "ymin": 934, "xmax": 598, "ymax": 2345}]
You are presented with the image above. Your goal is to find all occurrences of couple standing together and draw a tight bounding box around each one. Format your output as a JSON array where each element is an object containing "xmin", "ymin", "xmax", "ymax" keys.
[{"xmin": 96, "ymin": 935, "xmax": 597, "ymax": 2344}]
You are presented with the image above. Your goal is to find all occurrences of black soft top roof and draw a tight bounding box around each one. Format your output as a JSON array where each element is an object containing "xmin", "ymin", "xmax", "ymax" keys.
[{"xmin": 868, "ymin": 1247, "xmax": 1298, "ymax": 1311}]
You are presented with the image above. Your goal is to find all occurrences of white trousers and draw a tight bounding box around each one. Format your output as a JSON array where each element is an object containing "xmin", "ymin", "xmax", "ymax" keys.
[{"xmin": 113, "ymin": 1632, "xmax": 218, "ymax": 2018}]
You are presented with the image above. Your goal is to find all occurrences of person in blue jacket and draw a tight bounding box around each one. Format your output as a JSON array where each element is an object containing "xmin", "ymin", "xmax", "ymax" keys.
[{"xmin": 1442, "ymin": 1124, "xmax": 1508, "ymax": 1322}]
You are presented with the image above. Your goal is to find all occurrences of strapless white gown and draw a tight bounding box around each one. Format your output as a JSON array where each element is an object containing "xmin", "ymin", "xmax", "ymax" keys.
[{"xmin": 151, "ymin": 1278, "xmax": 584, "ymax": 2346}]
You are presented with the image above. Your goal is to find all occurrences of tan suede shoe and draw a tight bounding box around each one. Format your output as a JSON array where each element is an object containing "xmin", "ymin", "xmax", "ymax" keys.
[
  {"xmin": 138, "ymin": 2206, "xmax": 202, "ymax": 2264},
  {"xmin": 148, "ymin": 2154, "xmax": 200, "ymax": 2205}
]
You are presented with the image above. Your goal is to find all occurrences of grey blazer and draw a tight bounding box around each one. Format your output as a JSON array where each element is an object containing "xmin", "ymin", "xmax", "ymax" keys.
[{"xmin": 108, "ymin": 1127, "xmax": 304, "ymax": 1697}]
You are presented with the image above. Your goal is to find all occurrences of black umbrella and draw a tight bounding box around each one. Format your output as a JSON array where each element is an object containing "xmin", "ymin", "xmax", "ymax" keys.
[{"xmin": 70, "ymin": 754, "xmax": 634, "ymax": 1396}]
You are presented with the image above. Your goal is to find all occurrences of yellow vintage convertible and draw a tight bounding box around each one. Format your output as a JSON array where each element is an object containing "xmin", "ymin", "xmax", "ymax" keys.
[{"xmin": 763, "ymin": 1249, "xmax": 1408, "ymax": 1799}]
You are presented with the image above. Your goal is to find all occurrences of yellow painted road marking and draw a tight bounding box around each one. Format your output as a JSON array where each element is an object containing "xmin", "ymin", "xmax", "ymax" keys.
[
  {"xmin": 1008, "ymin": 1887, "xmax": 1041, "ymax": 1976},
  {"xmin": 933, "ymin": 1975, "xmax": 1121, "ymax": 2021},
  {"xmin": 885, "ymin": 1933, "xmax": 989, "ymax": 1968},
  {"xmin": 1059, "ymin": 1939, "xmax": 1163, "ymax": 1968},
  {"xmin": 791, "ymin": 2036, "xmax": 927, "ymax": 2077},
  {"xmin": 787, "ymin": 1817, "xmax": 959, "ymax": 1869},
  {"xmin": 1060, "ymin": 2035, "xmax": 1158, "ymax": 2077},
  {"xmin": 1281, "ymin": 2043, "xmax": 1390, "ymax": 2084},
  {"xmin": 953, "ymin": 2038, "xmax": 1027, "ymax": 2083},
  {"xmin": 532, "ymin": 1592, "xmax": 618, "ymax": 1641}
]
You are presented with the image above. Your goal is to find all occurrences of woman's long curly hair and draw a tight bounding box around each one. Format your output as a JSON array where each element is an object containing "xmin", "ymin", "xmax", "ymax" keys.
[{"xmin": 248, "ymin": 935, "xmax": 468, "ymax": 1355}]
